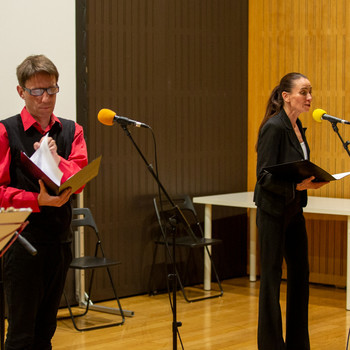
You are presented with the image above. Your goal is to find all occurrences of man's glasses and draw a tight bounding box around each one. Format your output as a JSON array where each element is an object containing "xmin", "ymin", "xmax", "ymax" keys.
[{"xmin": 23, "ymin": 85, "xmax": 59, "ymax": 96}]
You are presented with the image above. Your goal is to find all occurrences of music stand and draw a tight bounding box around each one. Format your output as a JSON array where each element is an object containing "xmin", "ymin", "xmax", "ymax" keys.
[{"xmin": 0, "ymin": 209, "xmax": 32, "ymax": 350}]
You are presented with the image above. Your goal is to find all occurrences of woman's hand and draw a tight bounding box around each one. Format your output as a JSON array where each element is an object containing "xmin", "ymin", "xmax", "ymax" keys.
[{"xmin": 296, "ymin": 176, "xmax": 329, "ymax": 191}]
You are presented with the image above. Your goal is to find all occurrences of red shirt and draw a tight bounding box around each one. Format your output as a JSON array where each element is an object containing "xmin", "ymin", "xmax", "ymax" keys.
[{"xmin": 0, "ymin": 107, "xmax": 88, "ymax": 212}]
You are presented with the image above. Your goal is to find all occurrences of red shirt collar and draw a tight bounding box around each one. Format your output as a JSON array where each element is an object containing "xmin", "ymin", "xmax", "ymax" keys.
[{"xmin": 20, "ymin": 107, "xmax": 62, "ymax": 134}]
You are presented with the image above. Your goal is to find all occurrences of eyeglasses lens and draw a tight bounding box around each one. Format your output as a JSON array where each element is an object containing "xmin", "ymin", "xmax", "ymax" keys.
[{"xmin": 25, "ymin": 86, "xmax": 59, "ymax": 96}]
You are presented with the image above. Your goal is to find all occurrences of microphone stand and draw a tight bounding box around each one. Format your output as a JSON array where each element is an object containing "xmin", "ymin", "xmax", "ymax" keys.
[
  {"xmin": 120, "ymin": 124, "xmax": 184, "ymax": 350},
  {"xmin": 330, "ymin": 122, "xmax": 350, "ymax": 157},
  {"xmin": 329, "ymin": 121, "xmax": 350, "ymax": 348}
]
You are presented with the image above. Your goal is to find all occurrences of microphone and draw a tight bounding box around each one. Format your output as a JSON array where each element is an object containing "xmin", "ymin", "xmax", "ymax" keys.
[
  {"xmin": 98, "ymin": 108, "xmax": 150, "ymax": 128},
  {"xmin": 313, "ymin": 109, "xmax": 350, "ymax": 125}
]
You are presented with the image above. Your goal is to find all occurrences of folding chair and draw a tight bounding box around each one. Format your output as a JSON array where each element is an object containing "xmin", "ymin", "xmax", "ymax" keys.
[
  {"xmin": 149, "ymin": 195, "xmax": 223, "ymax": 302},
  {"xmin": 58, "ymin": 208, "xmax": 125, "ymax": 331}
]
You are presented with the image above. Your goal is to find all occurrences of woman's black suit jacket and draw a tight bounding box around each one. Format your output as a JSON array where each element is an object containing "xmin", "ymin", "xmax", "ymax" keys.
[{"xmin": 253, "ymin": 108, "xmax": 310, "ymax": 217}]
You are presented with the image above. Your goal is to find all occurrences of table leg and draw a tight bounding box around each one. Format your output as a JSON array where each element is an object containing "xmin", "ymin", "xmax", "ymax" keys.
[
  {"xmin": 204, "ymin": 204, "xmax": 212, "ymax": 291},
  {"xmin": 347, "ymin": 216, "xmax": 350, "ymax": 310},
  {"xmin": 249, "ymin": 208, "xmax": 257, "ymax": 282}
]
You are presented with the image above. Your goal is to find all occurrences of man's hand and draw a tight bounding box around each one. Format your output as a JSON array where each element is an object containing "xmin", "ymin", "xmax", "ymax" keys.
[
  {"xmin": 37, "ymin": 180, "xmax": 72, "ymax": 207},
  {"xmin": 34, "ymin": 136, "xmax": 60, "ymax": 165},
  {"xmin": 296, "ymin": 176, "xmax": 329, "ymax": 191}
]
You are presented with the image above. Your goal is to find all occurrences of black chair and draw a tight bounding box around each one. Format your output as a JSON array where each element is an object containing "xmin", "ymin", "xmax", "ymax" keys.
[
  {"xmin": 59, "ymin": 208, "xmax": 125, "ymax": 331},
  {"xmin": 149, "ymin": 195, "xmax": 223, "ymax": 302}
]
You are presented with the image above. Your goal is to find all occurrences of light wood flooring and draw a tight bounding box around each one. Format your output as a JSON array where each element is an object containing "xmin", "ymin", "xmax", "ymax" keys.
[{"xmin": 53, "ymin": 277, "xmax": 350, "ymax": 349}]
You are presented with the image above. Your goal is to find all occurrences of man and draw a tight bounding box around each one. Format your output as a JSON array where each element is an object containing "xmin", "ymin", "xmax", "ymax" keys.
[{"xmin": 0, "ymin": 54, "xmax": 88, "ymax": 349}]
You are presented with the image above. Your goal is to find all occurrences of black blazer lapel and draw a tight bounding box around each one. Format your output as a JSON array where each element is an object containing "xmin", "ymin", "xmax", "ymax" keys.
[{"xmin": 280, "ymin": 110, "xmax": 307, "ymax": 159}]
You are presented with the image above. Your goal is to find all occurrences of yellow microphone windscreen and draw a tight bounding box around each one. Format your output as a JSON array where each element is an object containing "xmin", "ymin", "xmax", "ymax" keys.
[
  {"xmin": 312, "ymin": 108, "xmax": 326, "ymax": 123},
  {"xmin": 97, "ymin": 108, "xmax": 116, "ymax": 126}
]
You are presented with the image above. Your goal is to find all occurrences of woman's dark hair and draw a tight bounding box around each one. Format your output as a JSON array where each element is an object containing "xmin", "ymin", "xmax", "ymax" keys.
[{"xmin": 255, "ymin": 72, "xmax": 308, "ymax": 150}]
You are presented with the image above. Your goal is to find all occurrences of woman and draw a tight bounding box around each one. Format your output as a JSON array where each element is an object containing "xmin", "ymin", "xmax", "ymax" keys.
[{"xmin": 254, "ymin": 72, "xmax": 328, "ymax": 350}]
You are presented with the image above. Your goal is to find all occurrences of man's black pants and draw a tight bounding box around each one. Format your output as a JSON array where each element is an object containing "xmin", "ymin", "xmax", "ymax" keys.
[{"xmin": 3, "ymin": 240, "xmax": 72, "ymax": 350}]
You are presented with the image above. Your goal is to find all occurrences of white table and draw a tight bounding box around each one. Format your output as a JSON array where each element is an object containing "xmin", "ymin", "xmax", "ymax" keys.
[{"xmin": 193, "ymin": 192, "xmax": 350, "ymax": 310}]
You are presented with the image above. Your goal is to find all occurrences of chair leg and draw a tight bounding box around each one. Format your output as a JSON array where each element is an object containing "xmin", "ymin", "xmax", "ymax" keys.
[
  {"xmin": 175, "ymin": 249, "xmax": 193, "ymax": 303},
  {"xmin": 164, "ymin": 245, "xmax": 196, "ymax": 303},
  {"xmin": 106, "ymin": 266, "xmax": 125, "ymax": 324},
  {"xmin": 79, "ymin": 267, "xmax": 132, "ymax": 319},
  {"xmin": 148, "ymin": 242, "xmax": 160, "ymax": 295},
  {"xmin": 58, "ymin": 269, "xmax": 125, "ymax": 331},
  {"xmin": 149, "ymin": 241, "xmax": 176, "ymax": 296},
  {"xmin": 149, "ymin": 242, "xmax": 223, "ymax": 303},
  {"xmin": 60, "ymin": 290, "xmax": 87, "ymax": 332},
  {"xmin": 178, "ymin": 246, "xmax": 223, "ymax": 303},
  {"xmin": 181, "ymin": 249, "xmax": 193, "ymax": 287}
]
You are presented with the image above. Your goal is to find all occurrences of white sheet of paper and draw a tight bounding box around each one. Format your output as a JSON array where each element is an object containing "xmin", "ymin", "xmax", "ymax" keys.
[
  {"xmin": 332, "ymin": 171, "xmax": 350, "ymax": 180},
  {"xmin": 29, "ymin": 134, "xmax": 63, "ymax": 186}
]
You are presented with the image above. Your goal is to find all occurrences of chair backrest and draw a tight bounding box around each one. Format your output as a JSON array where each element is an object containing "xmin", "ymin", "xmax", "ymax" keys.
[
  {"xmin": 153, "ymin": 195, "xmax": 202, "ymax": 241},
  {"xmin": 173, "ymin": 195, "xmax": 205, "ymax": 237},
  {"xmin": 71, "ymin": 208, "xmax": 99, "ymax": 234},
  {"xmin": 71, "ymin": 208, "xmax": 104, "ymax": 257}
]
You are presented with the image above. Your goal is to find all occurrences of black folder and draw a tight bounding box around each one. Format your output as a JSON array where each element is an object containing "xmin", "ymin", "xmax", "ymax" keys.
[{"xmin": 264, "ymin": 160, "xmax": 349, "ymax": 183}]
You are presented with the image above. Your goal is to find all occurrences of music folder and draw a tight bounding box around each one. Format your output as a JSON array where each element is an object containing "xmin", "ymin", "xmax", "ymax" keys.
[
  {"xmin": 20, "ymin": 153, "xmax": 102, "ymax": 195},
  {"xmin": 0, "ymin": 209, "xmax": 32, "ymax": 254},
  {"xmin": 264, "ymin": 160, "xmax": 350, "ymax": 183}
]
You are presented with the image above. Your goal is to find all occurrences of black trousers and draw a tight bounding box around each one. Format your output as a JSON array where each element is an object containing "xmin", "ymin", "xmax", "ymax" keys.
[
  {"xmin": 3, "ymin": 240, "xmax": 72, "ymax": 350},
  {"xmin": 257, "ymin": 207, "xmax": 310, "ymax": 350}
]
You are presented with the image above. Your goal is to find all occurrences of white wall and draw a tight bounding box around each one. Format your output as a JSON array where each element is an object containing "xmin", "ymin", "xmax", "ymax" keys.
[{"xmin": 0, "ymin": 1, "xmax": 76, "ymax": 121}]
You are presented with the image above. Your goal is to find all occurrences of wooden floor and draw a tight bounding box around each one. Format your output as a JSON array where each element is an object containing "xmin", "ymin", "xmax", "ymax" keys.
[{"xmin": 52, "ymin": 277, "xmax": 350, "ymax": 349}]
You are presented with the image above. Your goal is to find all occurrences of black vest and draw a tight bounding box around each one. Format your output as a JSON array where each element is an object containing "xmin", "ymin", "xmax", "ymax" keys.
[{"xmin": 1, "ymin": 114, "xmax": 75, "ymax": 244}]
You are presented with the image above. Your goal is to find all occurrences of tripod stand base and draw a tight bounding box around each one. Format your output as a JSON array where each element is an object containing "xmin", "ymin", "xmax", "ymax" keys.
[{"xmin": 88, "ymin": 304, "xmax": 134, "ymax": 318}]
